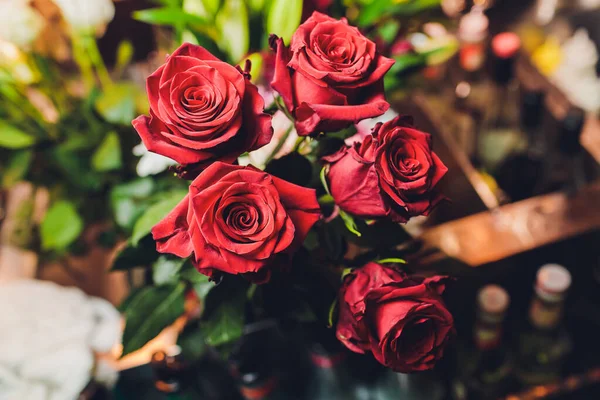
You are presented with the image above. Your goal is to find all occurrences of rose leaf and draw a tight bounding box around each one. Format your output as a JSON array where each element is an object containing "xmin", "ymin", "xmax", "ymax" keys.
[
  {"xmin": 121, "ymin": 283, "xmax": 186, "ymax": 356},
  {"xmin": 40, "ymin": 201, "xmax": 84, "ymax": 251}
]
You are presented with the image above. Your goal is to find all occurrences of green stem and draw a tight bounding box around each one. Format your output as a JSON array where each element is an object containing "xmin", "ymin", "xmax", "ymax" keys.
[
  {"xmin": 84, "ymin": 35, "xmax": 113, "ymax": 89},
  {"xmin": 264, "ymin": 124, "xmax": 294, "ymax": 165},
  {"xmin": 275, "ymin": 96, "xmax": 294, "ymax": 122},
  {"xmin": 292, "ymin": 136, "xmax": 305, "ymax": 153},
  {"xmin": 71, "ymin": 34, "xmax": 95, "ymax": 92}
]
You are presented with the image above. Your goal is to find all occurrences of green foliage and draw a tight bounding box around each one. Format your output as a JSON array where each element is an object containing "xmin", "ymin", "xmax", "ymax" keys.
[
  {"xmin": 133, "ymin": 7, "xmax": 208, "ymax": 26},
  {"xmin": 40, "ymin": 201, "xmax": 84, "ymax": 251},
  {"xmin": 357, "ymin": 0, "xmax": 441, "ymax": 27},
  {"xmin": 201, "ymin": 293, "xmax": 245, "ymax": 346},
  {"xmin": 180, "ymin": 263, "xmax": 215, "ymax": 302},
  {"xmin": 153, "ymin": 255, "xmax": 186, "ymax": 285},
  {"xmin": 267, "ymin": 0, "xmax": 302, "ymax": 44},
  {"xmin": 92, "ymin": 131, "xmax": 122, "ymax": 172},
  {"xmin": 339, "ymin": 209, "xmax": 362, "ymax": 237},
  {"xmin": 95, "ymin": 83, "xmax": 142, "ymax": 125},
  {"xmin": 110, "ymin": 178, "xmax": 156, "ymax": 232},
  {"xmin": 215, "ymin": 0, "xmax": 249, "ymax": 63},
  {"xmin": 111, "ymin": 237, "xmax": 160, "ymax": 271},
  {"xmin": 121, "ymin": 283, "xmax": 186, "ymax": 356},
  {"xmin": 0, "ymin": 122, "xmax": 36, "ymax": 149},
  {"xmin": 2, "ymin": 150, "xmax": 32, "ymax": 188},
  {"xmin": 131, "ymin": 190, "xmax": 187, "ymax": 245}
]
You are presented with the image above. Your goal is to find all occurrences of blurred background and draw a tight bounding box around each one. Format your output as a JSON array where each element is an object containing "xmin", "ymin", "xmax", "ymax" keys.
[{"xmin": 1, "ymin": 0, "xmax": 600, "ymax": 399}]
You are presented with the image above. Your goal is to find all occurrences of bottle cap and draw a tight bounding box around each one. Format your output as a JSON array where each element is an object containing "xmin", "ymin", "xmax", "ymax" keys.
[
  {"xmin": 458, "ymin": 9, "xmax": 489, "ymax": 43},
  {"xmin": 535, "ymin": 264, "xmax": 572, "ymax": 301},
  {"xmin": 559, "ymin": 108, "xmax": 585, "ymax": 155},
  {"xmin": 477, "ymin": 284, "xmax": 510, "ymax": 314},
  {"xmin": 492, "ymin": 32, "xmax": 521, "ymax": 59},
  {"xmin": 521, "ymin": 90, "xmax": 545, "ymax": 129}
]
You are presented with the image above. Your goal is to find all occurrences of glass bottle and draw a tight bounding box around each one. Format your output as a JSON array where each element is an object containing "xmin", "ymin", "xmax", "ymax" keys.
[
  {"xmin": 534, "ymin": 108, "xmax": 586, "ymax": 195},
  {"xmin": 375, "ymin": 370, "xmax": 445, "ymax": 400},
  {"xmin": 494, "ymin": 90, "xmax": 546, "ymax": 201},
  {"xmin": 236, "ymin": 360, "xmax": 288, "ymax": 400},
  {"xmin": 477, "ymin": 32, "xmax": 523, "ymax": 172},
  {"xmin": 306, "ymin": 336, "xmax": 358, "ymax": 400},
  {"xmin": 515, "ymin": 264, "xmax": 573, "ymax": 386},
  {"xmin": 454, "ymin": 284, "xmax": 515, "ymax": 399}
]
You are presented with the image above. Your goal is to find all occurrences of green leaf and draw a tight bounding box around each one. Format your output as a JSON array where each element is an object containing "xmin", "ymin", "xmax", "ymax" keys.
[
  {"xmin": 40, "ymin": 201, "xmax": 84, "ymax": 251},
  {"xmin": 152, "ymin": 255, "xmax": 185, "ymax": 285},
  {"xmin": 92, "ymin": 131, "xmax": 122, "ymax": 172},
  {"xmin": 177, "ymin": 322, "xmax": 207, "ymax": 361},
  {"xmin": 358, "ymin": 0, "xmax": 440, "ymax": 27},
  {"xmin": 392, "ymin": 52, "xmax": 426, "ymax": 75},
  {"xmin": 339, "ymin": 210, "xmax": 361, "ymax": 237},
  {"xmin": 267, "ymin": 0, "xmax": 302, "ymax": 44},
  {"xmin": 110, "ymin": 178, "xmax": 155, "ymax": 231},
  {"xmin": 115, "ymin": 41, "xmax": 134, "ymax": 74},
  {"xmin": 50, "ymin": 146, "xmax": 104, "ymax": 191},
  {"xmin": 180, "ymin": 264, "xmax": 215, "ymax": 302},
  {"xmin": 0, "ymin": 122, "xmax": 36, "ymax": 149},
  {"xmin": 131, "ymin": 190, "xmax": 187, "ymax": 245},
  {"xmin": 2, "ymin": 150, "xmax": 32, "ymax": 188},
  {"xmin": 111, "ymin": 237, "xmax": 160, "ymax": 271},
  {"xmin": 121, "ymin": 283, "xmax": 186, "ymax": 356},
  {"xmin": 377, "ymin": 258, "xmax": 407, "ymax": 264},
  {"xmin": 95, "ymin": 83, "xmax": 141, "ymax": 125},
  {"xmin": 201, "ymin": 295, "xmax": 244, "ymax": 346},
  {"xmin": 215, "ymin": 0, "xmax": 249, "ymax": 63},
  {"xmin": 133, "ymin": 7, "xmax": 208, "ymax": 26},
  {"xmin": 341, "ymin": 267, "xmax": 353, "ymax": 279},
  {"xmin": 303, "ymin": 230, "xmax": 319, "ymax": 251}
]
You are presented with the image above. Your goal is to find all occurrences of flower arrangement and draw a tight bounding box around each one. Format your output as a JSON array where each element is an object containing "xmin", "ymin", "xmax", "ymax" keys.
[{"xmin": 117, "ymin": 9, "xmax": 454, "ymax": 373}]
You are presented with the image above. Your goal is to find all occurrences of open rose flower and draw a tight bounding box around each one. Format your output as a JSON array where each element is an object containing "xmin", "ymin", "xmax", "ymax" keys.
[
  {"xmin": 270, "ymin": 12, "xmax": 394, "ymax": 136},
  {"xmin": 336, "ymin": 262, "xmax": 454, "ymax": 372},
  {"xmin": 323, "ymin": 116, "xmax": 447, "ymax": 223},
  {"xmin": 133, "ymin": 43, "xmax": 273, "ymax": 169},
  {"xmin": 152, "ymin": 162, "xmax": 321, "ymax": 283}
]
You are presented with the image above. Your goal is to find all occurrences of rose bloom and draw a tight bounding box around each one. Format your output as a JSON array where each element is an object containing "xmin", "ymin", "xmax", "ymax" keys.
[
  {"xmin": 336, "ymin": 262, "xmax": 454, "ymax": 372},
  {"xmin": 133, "ymin": 43, "xmax": 273, "ymax": 168},
  {"xmin": 152, "ymin": 162, "xmax": 321, "ymax": 283},
  {"xmin": 270, "ymin": 12, "xmax": 394, "ymax": 136},
  {"xmin": 323, "ymin": 116, "xmax": 447, "ymax": 223}
]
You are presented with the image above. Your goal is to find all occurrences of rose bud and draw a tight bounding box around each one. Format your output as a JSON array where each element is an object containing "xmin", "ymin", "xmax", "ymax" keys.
[
  {"xmin": 151, "ymin": 162, "xmax": 321, "ymax": 283},
  {"xmin": 133, "ymin": 43, "xmax": 273, "ymax": 171},
  {"xmin": 270, "ymin": 12, "xmax": 395, "ymax": 136},
  {"xmin": 323, "ymin": 116, "xmax": 448, "ymax": 223},
  {"xmin": 336, "ymin": 262, "xmax": 454, "ymax": 372}
]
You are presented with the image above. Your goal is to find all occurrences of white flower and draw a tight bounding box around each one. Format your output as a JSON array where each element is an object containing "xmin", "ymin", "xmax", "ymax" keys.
[
  {"xmin": 133, "ymin": 143, "xmax": 178, "ymax": 177},
  {"xmin": 0, "ymin": 0, "xmax": 44, "ymax": 48},
  {"xmin": 52, "ymin": 0, "xmax": 115, "ymax": 33},
  {"xmin": 0, "ymin": 280, "xmax": 122, "ymax": 400}
]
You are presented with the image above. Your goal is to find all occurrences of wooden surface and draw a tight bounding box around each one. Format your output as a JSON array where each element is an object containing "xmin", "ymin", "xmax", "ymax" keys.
[{"xmin": 418, "ymin": 181, "xmax": 600, "ymax": 267}]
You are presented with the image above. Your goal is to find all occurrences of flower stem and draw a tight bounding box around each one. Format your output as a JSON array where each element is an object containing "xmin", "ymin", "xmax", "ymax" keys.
[
  {"xmin": 84, "ymin": 35, "xmax": 113, "ymax": 89},
  {"xmin": 264, "ymin": 124, "xmax": 294, "ymax": 165}
]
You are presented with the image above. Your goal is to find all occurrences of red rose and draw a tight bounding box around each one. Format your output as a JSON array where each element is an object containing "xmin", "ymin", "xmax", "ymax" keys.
[
  {"xmin": 151, "ymin": 162, "xmax": 321, "ymax": 283},
  {"xmin": 336, "ymin": 262, "xmax": 454, "ymax": 372},
  {"xmin": 323, "ymin": 116, "xmax": 447, "ymax": 222},
  {"xmin": 270, "ymin": 12, "xmax": 394, "ymax": 136},
  {"xmin": 133, "ymin": 43, "xmax": 273, "ymax": 167}
]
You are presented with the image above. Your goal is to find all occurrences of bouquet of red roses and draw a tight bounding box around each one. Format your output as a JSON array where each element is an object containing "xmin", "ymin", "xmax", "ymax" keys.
[{"xmin": 118, "ymin": 11, "xmax": 453, "ymax": 374}]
